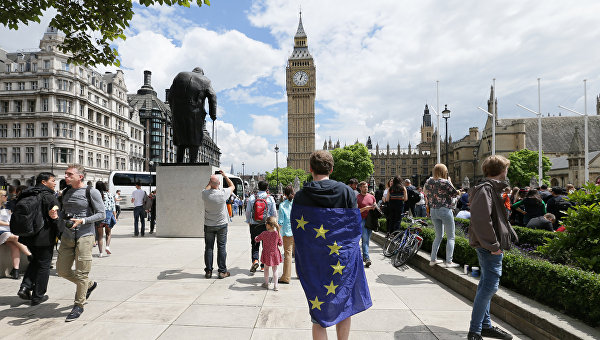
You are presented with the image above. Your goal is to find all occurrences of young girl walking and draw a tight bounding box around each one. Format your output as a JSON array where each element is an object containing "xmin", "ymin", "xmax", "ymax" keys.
[{"xmin": 254, "ymin": 216, "xmax": 283, "ymax": 291}]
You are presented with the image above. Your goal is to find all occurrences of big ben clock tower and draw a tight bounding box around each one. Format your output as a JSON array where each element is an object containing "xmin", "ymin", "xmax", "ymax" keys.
[{"xmin": 286, "ymin": 13, "xmax": 315, "ymax": 172}]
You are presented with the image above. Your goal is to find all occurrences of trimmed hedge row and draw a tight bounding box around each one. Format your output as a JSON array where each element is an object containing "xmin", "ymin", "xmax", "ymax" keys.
[{"xmin": 384, "ymin": 222, "xmax": 600, "ymax": 326}]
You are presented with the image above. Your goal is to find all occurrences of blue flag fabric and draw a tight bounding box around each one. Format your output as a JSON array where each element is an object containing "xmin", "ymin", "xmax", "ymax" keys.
[{"xmin": 291, "ymin": 204, "xmax": 372, "ymax": 328}]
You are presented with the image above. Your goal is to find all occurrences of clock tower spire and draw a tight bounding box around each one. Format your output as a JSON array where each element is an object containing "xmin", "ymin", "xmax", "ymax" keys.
[{"xmin": 286, "ymin": 12, "xmax": 316, "ymax": 172}]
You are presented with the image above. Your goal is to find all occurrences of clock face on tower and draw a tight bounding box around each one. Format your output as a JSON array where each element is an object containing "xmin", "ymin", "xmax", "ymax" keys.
[{"xmin": 293, "ymin": 71, "xmax": 309, "ymax": 86}]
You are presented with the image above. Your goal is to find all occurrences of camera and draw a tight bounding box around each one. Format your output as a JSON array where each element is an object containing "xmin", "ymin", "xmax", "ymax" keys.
[{"xmin": 63, "ymin": 212, "xmax": 75, "ymax": 229}]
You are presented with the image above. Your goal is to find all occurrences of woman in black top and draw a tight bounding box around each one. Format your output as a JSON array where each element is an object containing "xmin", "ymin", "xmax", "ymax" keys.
[
  {"xmin": 385, "ymin": 176, "xmax": 407, "ymax": 233},
  {"xmin": 512, "ymin": 189, "xmax": 546, "ymax": 226}
]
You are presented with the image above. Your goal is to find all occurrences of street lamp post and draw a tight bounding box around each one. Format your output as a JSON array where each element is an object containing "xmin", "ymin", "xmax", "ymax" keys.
[
  {"xmin": 472, "ymin": 146, "xmax": 479, "ymax": 182},
  {"xmin": 517, "ymin": 78, "xmax": 543, "ymax": 186},
  {"xmin": 50, "ymin": 139, "xmax": 55, "ymax": 174},
  {"xmin": 242, "ymin": 162, "xmax": 245, "ymax": 198},
  {"xmin": 442, "ymin": 105, "xmax": 451, "ymax": 165},
  {"xmin": 274, "ymin": 145, "xmax": 280, "ymax": 193},
  {"xmin": 148, "ymin": 160, "xmax": 154, "ymax": 193},
  {"xmin": 558, "ymin": 79, "xmax": 589, "ymax": 184},
  {"xmin": 436, "ymin": 81, "xmax": 441, "ymax": 164}
]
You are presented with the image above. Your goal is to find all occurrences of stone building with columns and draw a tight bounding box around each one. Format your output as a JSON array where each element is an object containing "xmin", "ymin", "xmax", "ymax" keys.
[{"xmin": 0, "ymin": 27, "xmax": 144, "ymax": 186}]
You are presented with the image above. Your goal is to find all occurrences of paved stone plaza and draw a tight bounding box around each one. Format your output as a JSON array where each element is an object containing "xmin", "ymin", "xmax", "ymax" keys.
[{"xmin": 0, "ymin": 211, "xmax": 528, "ymax": 339}]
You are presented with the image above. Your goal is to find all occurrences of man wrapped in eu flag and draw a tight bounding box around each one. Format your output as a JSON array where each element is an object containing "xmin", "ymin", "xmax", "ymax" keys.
[{"xmin": 291, "ymin": 150, "xmax": 372, "ymax": 340}]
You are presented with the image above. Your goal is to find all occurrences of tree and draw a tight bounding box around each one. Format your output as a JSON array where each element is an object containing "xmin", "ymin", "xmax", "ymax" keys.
[
  {"xmin": 0, "ymin": 0, "xmax": 210, "ymax": 67},
  {"xmin": 507, "ymin": 149, "xmax": 551, "ymax": 187},
  {"xmin": 265, "ymin": 167, "xmax": 309, "ymax": 190},
  {"xmin": 330, "ymin": 143, "xmax": 374, "ymax": 184}
]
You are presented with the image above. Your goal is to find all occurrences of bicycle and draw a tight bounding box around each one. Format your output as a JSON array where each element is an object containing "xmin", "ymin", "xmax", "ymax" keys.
[{"xmin": 382, "ymin": 213, "xmax": 427, "ymax": 267}]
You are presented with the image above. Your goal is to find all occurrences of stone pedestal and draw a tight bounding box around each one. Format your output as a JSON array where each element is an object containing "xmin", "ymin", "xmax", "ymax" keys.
[{"xmin": 156, "ymin": 163, "xmax": 216, "ymax": 238}]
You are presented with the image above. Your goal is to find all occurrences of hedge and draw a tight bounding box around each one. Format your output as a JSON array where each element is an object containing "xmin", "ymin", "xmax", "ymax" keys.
[{"xmin": 379, "ymin": 219, "xmax": 600, "ymax": 326}]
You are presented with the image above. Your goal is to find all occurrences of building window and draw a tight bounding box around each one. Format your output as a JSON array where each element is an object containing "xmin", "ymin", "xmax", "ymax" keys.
[
  {"xmin": 115, "ymin": 156, "xmax": 119, "ymax": 170},
  {"xmin": 41, "ymin": 122, "xmax": 48, "ymax": 137},
  {"xmin": 62, "ymin": 62, "xmax": 70, "ymax": 71},
  {"xmin": 0, "ymin": 148, "xmax": 6, "ymax": 163},
  {"xmin": 412, "ymin": 159, "xmax": 417, "ymax": 165},
  {"xmin": 42, "ymin": 98, "xmax": 49, "ymax": 111},
  {"xmin": 13, "ymin": 123, "xmax": 21, "ymax": 137},
  {"xmin": 18, "ymin": 82, "xmax": 25, "ymax": 90},
  {"xmin": 96, "ymin": 154, "xmax": 101, "ymax": 168},
  {"xmin": 104, "ymin": 136, "xmax": 109, "ymax": 148},
  {"xmin": 31, "ymin": 63, "xmax": 37, "ymax": 72},
  {"xmin": 102, "ymin": 99, "xmax": 107, "ymax": 108},
  {"xmin": 88, "ymin": 131, "xmax": 93, "ymax": 144},
  {"xmin": 0, "ymin": 124, "xmax": 7, "ymax": 137},
  {"xmin": 41, "ymin": 147, "xmax": 48, "ymax": 163},
  {"xmin": 25, "ymin": 147, "xmax": 34, "ymax": 163},
  {"xmin": 88, "ymin": 109, "xmax": 93, "ymax": 120},
  {"xmin": 68, "ymin": 123, "xmax": 74, "ymax": 138},
  {"xmin": 43, "ymin": 60, "xmax": 50, "ymax": 69},
  {"xmin": 56, "ymin": 148, "xmax": 73, "ymax": 163},
  {"xmin": 96, "ymin": 113, "xmax": 102, "ymax": 125},
  {"xmin": 87, "ymin": 152, "xmax": 93, "ymax": 167},
  {"xmin": 104, "ymin": 116, "xmax": 109, "ymax": 127},
  {"xmin": 104, "ymin": 155, "xmax": 109, "ymax": 169},
  {"xmin": 402, "ymin": 168, "xmax": 407, "ymax": 176},
  {"xmin": 79, "ymin": 105, "xmax": 84, "ymax": 117},
  {"xmin": 42, "ymin": 78, "xmax": 49, "ymax": 89},
  {"xmin": 12, "ymin": 147, "xmax": 21, "ymax": 163},
  {"xmin": 15, "ymin": 100, "xmax": 22, "ymax": 112},
  {"xmin": 26, "ymin": 123, "xmax": 34, "ymax": 137},
  {"xmin": 121, "ymin": 159, "xmax": 125, "ymax": 170},
  {"xmin": 380, "ymin": 168, "xmax": 385, "ymax": 176},
  {"xmin": 402, "ymin": 159, "xmax": 407, "ymax": 165},
  {"xmin": 79, "ymin": 127, "xmax": 84, "ymax": 141},
  {"xmin": 28, "ymin": 100, "xmax": 36, "ymax": 112},
  {"xmin": 1, "ymin": 101, "xmax": 8, "ymax": 113},
  {"xmin": 97, "ymin": 133, "xmax": 102, "ymax": 145},
  {"xmin": 54, "ymin": 123, "xmax": 60, "ymax": 137},
  {"xmin": 4, "ymin": 82, "xmax": 11, "ymax": 91},
  {"xmin": 78, "ymin": 150, "xmax": 83, "ymax": 164}
]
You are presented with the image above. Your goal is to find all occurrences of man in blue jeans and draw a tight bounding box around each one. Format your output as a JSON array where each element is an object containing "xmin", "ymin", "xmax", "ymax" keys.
[
  {"xmin": 130, "ymin": 182, "xmax": 147, "ymax": 237},
  {"xmin": 468, "ymin": 155, "xmax": 517, "ymax": 340},
  {"xmin": 201, "ymin": 170, "xmax": 233, "ymax": 279}
]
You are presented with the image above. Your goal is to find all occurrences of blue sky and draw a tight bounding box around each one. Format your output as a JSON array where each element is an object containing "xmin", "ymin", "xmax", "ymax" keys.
[{"xmin": 2, "ymin": 1, "xmax": 600, "ymax": 175}]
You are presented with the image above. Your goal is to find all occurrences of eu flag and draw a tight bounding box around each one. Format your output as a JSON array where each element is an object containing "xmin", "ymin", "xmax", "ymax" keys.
[{"xmin": 291, "ymin": 204, "xmax": 372, "ymax": 328}]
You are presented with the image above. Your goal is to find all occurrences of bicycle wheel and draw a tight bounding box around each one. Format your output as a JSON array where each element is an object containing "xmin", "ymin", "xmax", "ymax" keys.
[
  {"xmin": 382, "ymin": 230, "xmax": 403, "ymax": 257},
  {"xmin": 392, "ymin": 236, "xmax": 416, "ymax": 267}
]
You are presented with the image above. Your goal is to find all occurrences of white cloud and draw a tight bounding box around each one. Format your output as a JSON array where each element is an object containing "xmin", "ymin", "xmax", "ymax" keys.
[{"xmin": 250, "ymin": 114, "xmax": 282, "ymax": 136}]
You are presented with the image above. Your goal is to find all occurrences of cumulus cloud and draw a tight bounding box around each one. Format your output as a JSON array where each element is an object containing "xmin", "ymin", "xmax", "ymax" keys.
[{"xmin": 250, "ymin": 114, "xmax": 282, "ymax": 136}]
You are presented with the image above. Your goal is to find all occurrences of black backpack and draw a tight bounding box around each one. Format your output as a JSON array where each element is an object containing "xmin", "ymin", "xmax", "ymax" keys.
[
  {"xmin": 10, "ymin": 189, "xmax": 44, "ymax": 237},
  {"xmin": 407, "ymin": 188, "xmax": 420, "ymax": 205}
]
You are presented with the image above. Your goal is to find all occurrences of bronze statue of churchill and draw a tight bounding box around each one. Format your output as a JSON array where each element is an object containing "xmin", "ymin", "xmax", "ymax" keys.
[{"xmin": 168, "ymin": 67, "xmax": 217, "ymax": 163}]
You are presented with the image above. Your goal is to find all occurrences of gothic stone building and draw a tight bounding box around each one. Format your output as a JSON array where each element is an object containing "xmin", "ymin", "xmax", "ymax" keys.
[{"xmin": 0, "ymin": 27, "xmax": 144, "ymax": 186}]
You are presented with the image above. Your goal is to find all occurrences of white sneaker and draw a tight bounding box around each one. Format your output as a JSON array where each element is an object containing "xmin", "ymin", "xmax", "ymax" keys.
[
  {"xmin": 98, "ymin": 253, "xmax": 104, "ymax": 258},
  {"xmin": 273, "ymin": 286, "xmax": 279, "ymax": 291},
  {"xmin": 429, "ymin": 259, "xmax": 443, "ymax": 267},
  {"xmin": 445, "ymin": 262, "xmax": 460, "ymax": 268},
  {"xmin": 105, "ymin": 247, "xmax": 111, "ymax": 255}
]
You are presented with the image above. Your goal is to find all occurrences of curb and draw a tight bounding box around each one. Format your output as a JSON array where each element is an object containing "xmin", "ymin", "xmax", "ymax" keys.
[{"xmin": 371, "ymin": 231, "xmax": 600, "ymax": 340}]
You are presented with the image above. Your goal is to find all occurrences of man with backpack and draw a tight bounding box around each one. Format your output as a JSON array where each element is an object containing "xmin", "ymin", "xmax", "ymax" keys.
[
  {"xmin": 546, "ymin": 187, "xmax": 572, "ymax": 230},
  {"xmin": 15, "ymin": 172, "xmax": 60, "ymax": 306},
  {"xmin": 56, "ymin": 164, "xmax": 105, "ymax": 322},
  {"xmin": 404, "ymin": 179, "xmax": 420, "ymax": 217},
  {"xmin": 245, "ymin": 180, "xmax": 276, "ymax": 273}
]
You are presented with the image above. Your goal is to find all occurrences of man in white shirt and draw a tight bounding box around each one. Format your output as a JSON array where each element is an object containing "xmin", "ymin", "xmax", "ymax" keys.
[
  {"xmin": 202, "ymin": 170, "xmax": 233, "ymax": 279},
  {"xmin": 130, "ymin": 183, "xmax": 147, "ymax": 237}
]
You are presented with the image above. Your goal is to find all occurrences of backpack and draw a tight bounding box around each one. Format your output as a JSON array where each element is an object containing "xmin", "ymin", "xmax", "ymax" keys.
[
  {"xmin": 252, "ymin": 196, "xmax": 269, "ymax": 222},
  {"xmin": 406, "ymin": 188, "xmax": 420, "ymax": 205},
  {"xmin": 555, "ymin": 197, "xmax": 573, "ymax": 213},
  {"xmin": 10, "ymin": 189, "xmax": 44, "ymax": 237}
]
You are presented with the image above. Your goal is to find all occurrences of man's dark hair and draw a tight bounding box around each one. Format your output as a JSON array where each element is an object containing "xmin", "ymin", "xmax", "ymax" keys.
[
  {"xmin": 540, "ymin": 184, "xmax": 548, "ymax": 190},
  {"xmin": 8, "ymin": 185, "xmax": 16, "ymax": 194},
  {"xmin": 95, "ymin": 181, "xmax": 108, "ymax": 194},
  {"xmin": 36, "ymin": 172, "xmax": 56, "ymax": 184},
  {"xmin": 135, "ymin": 182, "xmax": 142, "ymax": 187},
  {"xmin": 551, "ymin": 186, "xmax": 564, "ymax": 195},
  {"xmin": 309, "ymin": 150, "xmax": 334, "ymax": 175},
  {"xmin": 258, "ymin": 180, "xmax": 268, "ymax": 191},
  {"xmin": 283, "ymin": 185, "xmax": 294, "ymax": 197},
  {"xmin": 347, "ymin": 178, "xmax": 358, "ymax": 185},
  {"xmin": 378, "ymin": 183, "xmax": 385, "ymax": 190}
]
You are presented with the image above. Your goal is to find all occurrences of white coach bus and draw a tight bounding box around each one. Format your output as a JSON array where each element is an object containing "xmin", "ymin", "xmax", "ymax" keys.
[{"xmin": 108, "ymin": 170, "xmax": 243, "ymax": 209}]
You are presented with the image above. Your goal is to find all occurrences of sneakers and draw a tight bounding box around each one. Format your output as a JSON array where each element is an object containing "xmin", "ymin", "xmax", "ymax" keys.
[
  {"xmin": 364, "ymin": 259, "xmax": 372, "ymax": 268},
  {"xmin": 429, "ymin": 259, "xmax": 443, "ymax": 267},
  {"xmin": 445, "ymin": 262, "xmax": 460, "ymax": 268},
  {"xmin": 65, "ymin": 305, "xmax": 84, "ymax": 322},
  {"xmin": 218, "ymin": 272, "xmax": 230, "ymax": 279},
  {"xmin": 273, "ymin": 286, "xmax": 279, "ymax": 291},
  {"xmin": 261, "ymin": 282, "xmax": 269, "ymax": 289},
  {"xmin": 250, "ymin": 260, "xmax": 259, "ymax": 273},
  {"xmin": 98, "ymin": 252, "xmax": 105, "ymax": 258},
  {"xmin": 105, "ymin": 247, "xmax": 111, "ymax": 255},
  {"xmin": 86, "ymin": 282, "xmax": 98, "ymax": 299},
  {"xmin": 205, "ymin": 270, "xmax": 212, "ymax": 279},
  {"xmin": 481, "ymin": 326, "xmax": 513, "ymax": 339},
  {"xmin": 467, "ymin": 332, "xmax": 483, "ymax": 340}
]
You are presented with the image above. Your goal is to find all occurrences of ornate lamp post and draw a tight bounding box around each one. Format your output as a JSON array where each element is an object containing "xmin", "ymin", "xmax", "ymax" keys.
[
  {"xmin": 442, "ymin": 105, "xmax": 451, "ymax": 165},
  {"xmin": 274, "ymin": 144, "xmax": 280, "ymax": 193}
]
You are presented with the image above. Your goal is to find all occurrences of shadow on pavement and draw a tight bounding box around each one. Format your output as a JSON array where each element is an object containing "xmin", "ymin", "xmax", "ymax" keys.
[
  {"xmin": 394, "ymin": 325, "xmax": 463, "ymax": 339},
  {"xmin": 156, "ymin": 269, "xmax": 204, "ymax": 280},
  {"xmin": 375, "ymin": 273, "xmax": 434, "ymax": 286}
]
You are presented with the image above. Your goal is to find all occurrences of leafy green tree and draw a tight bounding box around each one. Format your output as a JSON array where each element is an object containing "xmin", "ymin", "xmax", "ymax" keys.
[
  {"xmin": 330, "ymin": 143, "xmax": 374, "ymax": 184},
  {"xmin": 507, "ymin": 149, "xmax": 551, "ymax": 187},
  {"xmin": 0, "ymin": 0, "xmax": 210, "ymax": 66},
  {"xmin": 265, "ymin": 167, "xmax": 309, "ymax": 190}
]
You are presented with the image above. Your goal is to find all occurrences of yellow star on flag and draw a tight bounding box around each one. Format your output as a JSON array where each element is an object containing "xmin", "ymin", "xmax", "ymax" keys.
[
  {"xmin": 296, "ymin": 215, "xmax": 309, "ymax": 230},
  {"xmin": 313, "ymin": 225, "xmax": 329, "ymax": 239},
  {"xmin": 324, "ymin": 280, "xmax": 338, "ymax": 295},
  {"xmin": 327, "ymin": 241, "xmax": 342, "ymax": 255},
  {"xmin": 331, "ymin": 260, "xmax": 345, "ymax": 275},
  {"xmin": 309, "ymin": 296, "xmax": 325, "ymax": 310}
]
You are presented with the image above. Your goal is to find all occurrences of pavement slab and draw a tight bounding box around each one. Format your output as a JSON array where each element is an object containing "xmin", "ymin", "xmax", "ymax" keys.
[{"xmin": 0, "ymin": 212, "xmax": 531, "ymax": 339}]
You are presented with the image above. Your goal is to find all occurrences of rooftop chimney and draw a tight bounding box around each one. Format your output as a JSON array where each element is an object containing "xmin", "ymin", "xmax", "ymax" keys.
[{"xmin": 143, "ymin": 70, "xmax": 151, "ymax": 87}]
